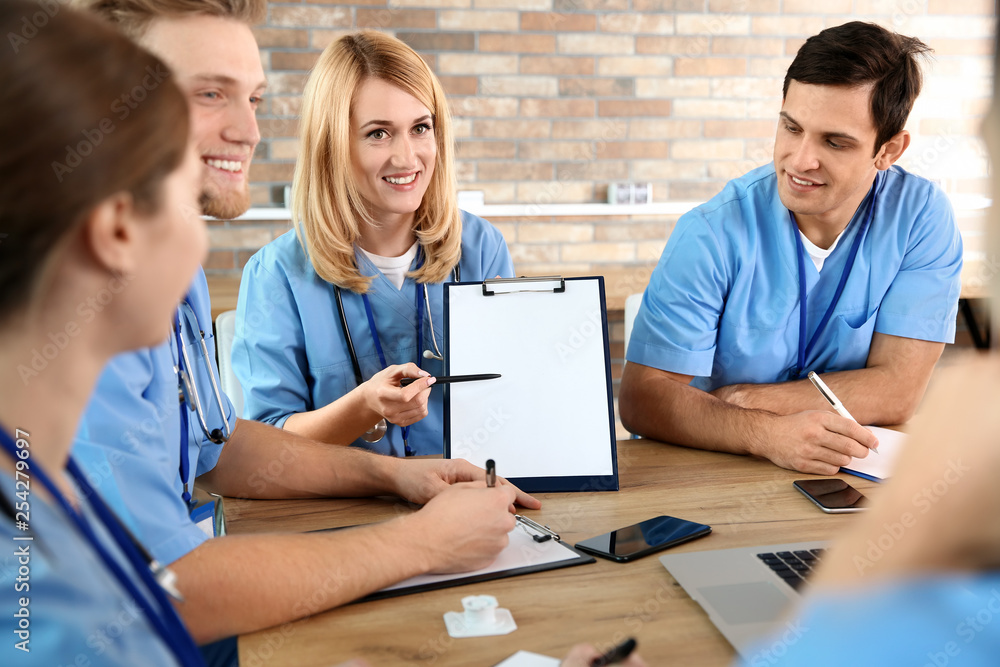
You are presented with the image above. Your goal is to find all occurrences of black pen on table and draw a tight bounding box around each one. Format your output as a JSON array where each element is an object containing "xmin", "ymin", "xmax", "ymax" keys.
[
  {"xmin": 400, "ymin": 373, "xmax": 501, "ymax": 387},
  {"xmin": 486, "ymin": 459, "xmax": 496, "ymax": 488},
  {"xmin": 591, "ymin": 638, "xmax": 637, "ymax": 667}
]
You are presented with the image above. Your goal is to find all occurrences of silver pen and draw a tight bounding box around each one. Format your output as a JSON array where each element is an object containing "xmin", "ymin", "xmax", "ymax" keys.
[
  {"xmin": 807, "ymin": 371, "xmax": 878, "ymax": 454},
  {"xmin": 514, "ymin": 515, "xmax": 561, "ymax": 542}
]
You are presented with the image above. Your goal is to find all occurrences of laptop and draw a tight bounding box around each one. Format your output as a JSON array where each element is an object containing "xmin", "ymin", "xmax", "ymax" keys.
[{"xmin": 659, "ymin": 540, "xmax": 828, "ymax": 657}]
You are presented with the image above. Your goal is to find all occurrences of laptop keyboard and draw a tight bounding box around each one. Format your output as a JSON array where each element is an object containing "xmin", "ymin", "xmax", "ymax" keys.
[{"xmin": 756, "ymin": 549, "xmax": 825, "ymax": 590}]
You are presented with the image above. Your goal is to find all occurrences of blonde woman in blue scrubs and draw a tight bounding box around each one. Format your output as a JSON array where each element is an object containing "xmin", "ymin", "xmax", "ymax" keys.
[{"xmin": 233, "ymin": 31, "xmax": 514, "ymax": 457}]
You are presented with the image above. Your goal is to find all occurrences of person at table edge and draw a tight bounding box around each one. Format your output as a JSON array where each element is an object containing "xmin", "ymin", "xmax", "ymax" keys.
[{"xmin": 621, "ymin": 21, "xmax": 962, "ymax": 475}]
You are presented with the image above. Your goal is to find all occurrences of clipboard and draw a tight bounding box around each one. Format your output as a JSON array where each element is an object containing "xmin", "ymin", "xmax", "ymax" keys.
[
  {"xmin": 360, "ymin": 526, "xmax": 594, "ymax": 602},
  {"xmin": 443, "ymin": 276, "xmax": 619, "ymax": 493}
]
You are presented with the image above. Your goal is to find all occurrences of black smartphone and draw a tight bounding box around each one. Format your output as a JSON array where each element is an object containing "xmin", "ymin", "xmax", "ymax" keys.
[
  {"xmin": 793, "ymin": 479, "xmax": 869, "ymax": 513},
  {"xmin": 574, "ymin": 515, "xmax": 711, "ymax": 562}
]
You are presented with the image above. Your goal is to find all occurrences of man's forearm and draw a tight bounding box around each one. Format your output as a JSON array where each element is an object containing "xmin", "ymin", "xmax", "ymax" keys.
[
  {"xmin": 715, "ymin": 367, "xmax": 916, "ymax": 425},
  {"xmin": 619, "ymin": 362, "xmax": 773, "ymax": 455},
  {"xmin": 714, "ymin": 334, "xmax": 944, "ymax": 425},
  {"xmin": 196, "ymin": 419, "xmax": 399, "ymax": 499},
  {"xmin": 171, "ymin": 515, "xmax": 431, "ymax": 643}
]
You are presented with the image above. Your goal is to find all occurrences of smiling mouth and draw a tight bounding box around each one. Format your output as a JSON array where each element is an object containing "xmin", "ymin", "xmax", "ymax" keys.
[
  {"xmin": 204, "ymin": 158, "xmax": 244, "ymax": 174},
  {"xmin": 384, "ymin": 174, "xmax": 417, "ymax": 185},
  {"xmin": 789, "ymin": 174, "xmax": 821, "ymax": 187}
]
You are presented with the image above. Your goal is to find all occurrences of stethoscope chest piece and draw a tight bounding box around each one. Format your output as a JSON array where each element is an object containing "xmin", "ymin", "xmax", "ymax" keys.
[{"xmin": 362, "ymin": 417, "xmax": 388, "ymax": 443}]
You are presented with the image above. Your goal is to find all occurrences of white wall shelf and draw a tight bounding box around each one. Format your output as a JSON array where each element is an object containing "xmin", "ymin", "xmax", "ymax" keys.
[{"xmin": 221, "ymin": 194, "xmax": 991, "ymax": 222}]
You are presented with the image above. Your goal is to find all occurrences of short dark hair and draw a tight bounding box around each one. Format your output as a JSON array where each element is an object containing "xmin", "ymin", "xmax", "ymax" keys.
[{"xmin": 784, "ymin": 21, "xmax": 932, "ymax": 155}]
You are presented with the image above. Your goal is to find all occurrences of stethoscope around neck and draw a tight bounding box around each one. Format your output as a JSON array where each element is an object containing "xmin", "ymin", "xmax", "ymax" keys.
[
  {"xmin": 333, "ymin": 257, "xmax": 459, "ymax": 451},
  {"xmin": 0, "ymin": 426, "xmax": 205, "ymax": 665},
  {"xmin": 173, "ymin": 298, "xmax": 232, "ymax": 504}
]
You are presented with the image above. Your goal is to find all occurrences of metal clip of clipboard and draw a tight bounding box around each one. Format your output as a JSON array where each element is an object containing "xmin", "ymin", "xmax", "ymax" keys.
[{"xmin": 482, "ymin": 276, "xmax": 566, "ymax": 297}]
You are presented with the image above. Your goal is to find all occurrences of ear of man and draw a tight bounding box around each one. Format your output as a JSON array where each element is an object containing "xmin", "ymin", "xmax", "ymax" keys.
[{"xmin": 874, "ymin": 130, "xmax": 911, "ymax": 170}]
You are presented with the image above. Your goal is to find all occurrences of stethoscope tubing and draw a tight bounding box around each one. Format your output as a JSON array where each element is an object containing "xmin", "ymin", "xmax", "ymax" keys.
[
  {"xmin": 173, "ymin": 298, "xmax": 233, "ymax": 506},
  {"xmin": 334, "ymin": 258, "xmax": 459, "ymax": 390}
]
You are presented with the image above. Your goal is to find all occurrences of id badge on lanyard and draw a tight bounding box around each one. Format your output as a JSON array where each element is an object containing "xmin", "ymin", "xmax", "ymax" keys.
[
  {"xmin": 189, "ymin": 493, "xmax": 226, "ymax": 537},
  {"xmin": 791, "ymin": 171, "xmax": 883, "ymax": 379}
]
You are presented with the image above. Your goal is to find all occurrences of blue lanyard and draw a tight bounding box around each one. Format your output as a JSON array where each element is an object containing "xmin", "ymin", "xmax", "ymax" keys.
[
  {"xmin": 360, "ymin": 249, "xmax": 432, "ymax": 457},
  {"xmin": 0, "ymin": 426, "xmax": 204, "ymax": 666},
  {"xmin": 361, "ymin": 282, "xmax": 425, "ymax": 457},
  {"xmin": 172, "ymin": 310, "xmax": 193, "ymax": 505},
  {"xmin": 793, "ymin": 171, "xmax": 882, "ymax": 377}
]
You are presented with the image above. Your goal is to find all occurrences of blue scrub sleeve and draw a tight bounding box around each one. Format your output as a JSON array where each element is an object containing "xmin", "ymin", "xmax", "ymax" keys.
[
  {"xmin": 874, "ymin": 187, "xmax": 963, "ymax": 344},
  {"xmin": 736, "ymin": 574, "xmax": 1000, "ymax": 666},
  {"xmin": 626, "ymin": 210, "xmax": 730, "ymax": 377},
  {"xmin": 478, "ymin": 222, "xmax": 515, "ymax": 278},
  {"xmin": 73, "ymin": 352, "xmax": 212, "ymax": 566},
  {"xmin": 232, "ymin": 256, "xmax": 312, "ymax": 428}
]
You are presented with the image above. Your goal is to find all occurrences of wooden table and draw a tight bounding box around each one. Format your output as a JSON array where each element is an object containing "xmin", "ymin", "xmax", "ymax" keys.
[{"xmin": 230, "ymin": 440, "xmax": 880, "ymax": 666}]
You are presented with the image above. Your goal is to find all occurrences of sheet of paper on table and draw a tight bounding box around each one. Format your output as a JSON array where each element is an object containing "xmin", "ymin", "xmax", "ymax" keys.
[
  {"xmin": 493, "ymin": 650, "xmax": 560, "ymax": 666},
  {"xmin": 841, "ymin": 426, "xmax": 908, "ymax": 482}
]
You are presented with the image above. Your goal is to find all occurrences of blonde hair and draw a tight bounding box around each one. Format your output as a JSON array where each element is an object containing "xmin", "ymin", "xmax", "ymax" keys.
[
  {"xmin": 70, "ymin": 0, "xmax": 265, "ymax": 39},
  {"xmin": 292, "ymin": 30, "xmax": 462, "ymax": 293}
]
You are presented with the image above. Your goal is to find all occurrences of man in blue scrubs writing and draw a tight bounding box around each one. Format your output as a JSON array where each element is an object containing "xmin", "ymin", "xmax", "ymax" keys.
[
  {"xmin": 69, "ymin": 0, "xmax": 540, "ymax": 659},
  {"xmin": 739, "ymin": 42, "xmax": 1000, "ymax": 660},
  {"xmin": 621, "ymin": 22, "xmax": 963, "ymax": 475}
]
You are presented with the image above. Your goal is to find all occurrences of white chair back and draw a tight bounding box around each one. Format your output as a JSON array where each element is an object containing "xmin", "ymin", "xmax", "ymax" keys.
[
  {"xmin": 215, "ymin": 309, "xmax": 243, "ymax": 419},
  {"xmin": 623, "ymin": 292, "xmax": 644, "ymax": 358}
]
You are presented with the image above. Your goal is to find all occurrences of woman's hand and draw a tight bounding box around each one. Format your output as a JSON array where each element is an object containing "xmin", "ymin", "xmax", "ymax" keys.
[{"xmin": 362, "ymin": 363, "xmax": 435, "ymax": 427}]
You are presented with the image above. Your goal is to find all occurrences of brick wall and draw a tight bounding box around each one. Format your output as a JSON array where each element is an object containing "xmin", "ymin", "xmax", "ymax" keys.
[
  {"xmin": 208, "ymin": 0, "xmax": 995, "ymax": 275},
  {"xmin": 203, "ymin": 1, "xmax": 996, "ymax": 437}
]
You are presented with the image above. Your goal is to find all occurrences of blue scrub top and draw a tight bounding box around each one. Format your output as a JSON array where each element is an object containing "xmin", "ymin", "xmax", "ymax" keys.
[
  {"xmin": 736, "ymin": 574, "xmax": 1000, "ymax": 666},
  {"xmin": 72, "ymin": 267, "xmax": 237, "ymax": 566},
  {"xmin": 233, "ymin": 210, "xmax": 514, "ymax": 457},
  {"xmin": 628, "ymin": 164, "xmax": 963, "ymax": 391},
  {"xmin": 0, "ymin": 471, "xmax": 179, "ymax": 666}
]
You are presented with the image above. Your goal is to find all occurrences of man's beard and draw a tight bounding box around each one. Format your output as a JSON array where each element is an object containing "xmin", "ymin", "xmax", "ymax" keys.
[{"xmin": 200, "ymin": 183, "xmax": 252, "ymax": 220}]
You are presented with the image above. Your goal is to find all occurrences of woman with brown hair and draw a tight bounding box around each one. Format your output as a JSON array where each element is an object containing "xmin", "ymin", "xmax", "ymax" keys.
[
  {"xmin": 0, "ymin": 1, "xmax": 206, "ymax": 663},
  {"xmin": 233, "ymin": 31, "xmax": 515, "ymax": 457}
]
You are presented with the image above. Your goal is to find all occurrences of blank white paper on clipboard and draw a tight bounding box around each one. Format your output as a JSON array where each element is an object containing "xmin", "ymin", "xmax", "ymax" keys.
[
  {"xmin": 444, "ymin": 277, "xmax": 618, "ymax": 492},
  {"xmin": 370, "ymin": 527, "xmax": 589, "ymax": 600}
]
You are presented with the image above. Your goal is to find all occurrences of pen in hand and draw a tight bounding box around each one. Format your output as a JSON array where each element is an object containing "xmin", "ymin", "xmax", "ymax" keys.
[
  {"xmin": 400, "ymin": 373, "xmax": 501, "ymax": 387},
  {"xmin": 807, "ymin": 371, "xmax": 879, "ymax": 454},
  {"xmin": 591, "ymin": 637, "xmax": 637, "ymax": 667},
  {"xmin": 486, "ymin": 459, "xmax": 496, "ymax": 488}
]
